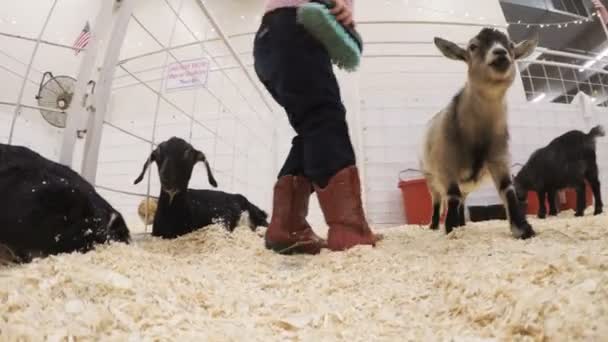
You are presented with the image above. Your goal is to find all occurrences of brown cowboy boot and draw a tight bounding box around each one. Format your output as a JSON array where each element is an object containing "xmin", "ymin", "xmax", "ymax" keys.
[
  {"xmin": 314, "ymin": 166, "xmax": 382, "ymax": 251},
  {"xmin": 265, "ymin": 176, "xmax": 326, "ymax": 254}
]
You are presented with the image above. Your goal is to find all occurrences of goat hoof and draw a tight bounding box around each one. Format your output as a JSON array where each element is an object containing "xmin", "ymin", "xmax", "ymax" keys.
[
  {"xmin": 445, "ymin": 226, "xmax": 455, "ymax": 235},
  {"xmin": 594, "ymin": 208, "xmax": 603, "ymax": 215},
  {"xmin": 537, "ymin": 213, "xmax": 546, "ymax": 219},
  {"xmin": 512, "ymin": 223, "xmax": 535, "ymax": 240},
  {"xmin": 575, "ymin": 212, "xmax": 585, "ymax": 217},
  {"xmin": 549, "ymin": 211, "xmax": 558, "ymax": 216},
  {"xmin": 429, "ymin": 223, "xmax": 439, "ymax": 230}
]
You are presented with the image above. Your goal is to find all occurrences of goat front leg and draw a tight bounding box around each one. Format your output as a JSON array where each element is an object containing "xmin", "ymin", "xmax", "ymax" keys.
[
  {"xmin": 537, "ymin": 190, "xmax": 547, "ymax": 219},
  {"xmin": 445, "ymin": 183, "xmax": 462, "ymax": 234},
  {"xmin": 488, "ymin": 162, "xmax": 535, "ymax": 239},
  {"xmin": 458, "ymin": 193, "xmax": 468, "ymax": 227},
  {"xmin": 547, "ymin": 189, "xmax": 558, "ymax": 216},
  {"xmin": 429, "ymin": 190, "xmax": 442, "ymax": 230},
  {"xmin": 575, "ymin": 182, "xmax": 587, "ymax": 217}
]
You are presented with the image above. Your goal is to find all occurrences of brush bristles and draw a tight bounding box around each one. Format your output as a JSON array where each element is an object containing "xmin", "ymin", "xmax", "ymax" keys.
[{"xmin": 297, "ymin": 3, "xmax": 361, "ymax": 72}]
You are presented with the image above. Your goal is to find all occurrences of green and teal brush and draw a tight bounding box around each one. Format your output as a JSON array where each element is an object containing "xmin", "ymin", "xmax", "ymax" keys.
[{"xmin": 297, "ymin": 0, "xmax": 363, "ymax": 72}]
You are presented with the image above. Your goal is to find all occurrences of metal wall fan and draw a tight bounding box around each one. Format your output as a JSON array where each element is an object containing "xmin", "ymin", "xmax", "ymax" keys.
[{"xmin": 35, "ymin": 72, "xmax": 77, "ymax": 128}]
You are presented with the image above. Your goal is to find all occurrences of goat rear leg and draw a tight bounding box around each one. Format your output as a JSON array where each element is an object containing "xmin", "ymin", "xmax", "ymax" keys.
[
  {"xmin": 547, "ymin": 189, "xmax": 558, "ymax": 216},
  {"xmin": 445, "ymin": 184, "xmax": 462, "ymax": 234},
  {"xmin": 575, "ymin": 183, "xmax": 587, "ymax": 217},
  {"xmin": 489, "ymin": 163, "xmax": 535, "ymax": 239},
  {"xmin": 586, "ymin": 165, "xmax": 604, "ymax": 215},
  {"xmin": 537, "ymin": 190, "xmax": 547, "ymax": 219}
]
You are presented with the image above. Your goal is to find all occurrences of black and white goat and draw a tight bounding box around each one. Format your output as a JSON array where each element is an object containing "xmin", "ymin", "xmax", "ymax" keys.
[
  {"xmin": 133, "ymin": 137, "xmax": 269, "ymax": 238},
  {"xmin": 421, "ymin": 28, "xmax": 538, "ymax": 239},
  {"xmin": 0, "ymin": 144, "xmax": 130, "ymax": 263},
  {"xmin": 514, "ymin": 125, "xmax": 605, "ymax": 218}
]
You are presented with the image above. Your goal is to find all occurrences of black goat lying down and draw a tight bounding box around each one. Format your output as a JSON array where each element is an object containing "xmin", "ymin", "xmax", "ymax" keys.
[
  {"xmin": 515, "ymin": 125, "xmax": 605, "ymax": 218},
  {"xmin": 134, "ymin": 137, "xmax": 268, "ymax": 239},
  {"xmin": 0, "ymin": 144, "xmax": 130, "ymax": 263}
]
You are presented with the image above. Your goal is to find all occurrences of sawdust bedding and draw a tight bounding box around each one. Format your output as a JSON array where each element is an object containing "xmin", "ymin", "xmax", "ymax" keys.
[{"xmin": 1, "ymin": 209, "xmax": 607, "ymax": 342}]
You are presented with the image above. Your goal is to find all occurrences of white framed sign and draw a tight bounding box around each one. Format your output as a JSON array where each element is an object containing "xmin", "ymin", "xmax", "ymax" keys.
[{"xmin": 165, "ymin": 58, "xmax": 210, "ymax": 92}]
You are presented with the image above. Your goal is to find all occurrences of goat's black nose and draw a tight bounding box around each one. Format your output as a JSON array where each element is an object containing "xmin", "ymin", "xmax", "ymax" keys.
[{"xmin": 493, "ymin": 48, "xmax": 507, "ymax": 57}]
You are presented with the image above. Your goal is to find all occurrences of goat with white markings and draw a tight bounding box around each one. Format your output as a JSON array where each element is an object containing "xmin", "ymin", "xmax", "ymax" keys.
[
  {"xmin": 421, "ymin": 28, "xmax": 538, "ymax": 238},
  {"xmin": 134, "ymin": 137, "xmax": 269, "ymax": 238},
  {"xmin": 0, "ymin": 144, "xmax": 130, "ymax": 263}
]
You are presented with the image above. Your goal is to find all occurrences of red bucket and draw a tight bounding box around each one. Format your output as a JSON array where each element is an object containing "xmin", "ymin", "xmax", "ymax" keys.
[
  {"xmin": 525, "ymin": 191, "xmax": 554, "ymax": 215},
  {"xmin": 525, "ymin": 184, "xmax": 592, "ymax": 215},
  {"xmin": 563, "ymin": 183, "xmax": 593, "ymax": 211},
  {"xmin": 398, "ymin": 169, "xmax": 445, "ymax": 225}
]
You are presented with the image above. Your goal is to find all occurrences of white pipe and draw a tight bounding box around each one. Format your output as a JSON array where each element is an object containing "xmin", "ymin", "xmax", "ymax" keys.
[
  {"xmin": 0, "ymin": 101, "xmax": 66, "ymax": 114},
  {"xmin": 357, "ymin": 19, "xmax": 508, "ymax": 28},
  {"xmin": 111, "ymin": 64, "xmax": 251, "ymax": 91},
  {"xmin": 81, "ymin": 0, "xmax": 136, "ymax": 183},
  {"xmin": 7, "ymin": 0, "xmax": 59, "ymax": 145},
  {"xmin": 117, "ymin": 32, "xmax": 254, "ymax": 65},
  {"xmin": 103, "ymin": 121, "xmax": 155, "ymax": 145},
  {"xmin": 59, "ymin": 0, "xmax": 115, "ymax": 167},
  {"xmin": 520, "ymin": 60, "xmax": 608, "ymax": 74},
  {"xmin": 195, "ymin": 0, "xmax": 275, "ymax": 113},
  {"xmin": 0, "ymin": 31, "xmax": 85, "ymax": 52},
  {"xmin": 164, "ymin": 0, "xmax": 271, "ymax": 126}
]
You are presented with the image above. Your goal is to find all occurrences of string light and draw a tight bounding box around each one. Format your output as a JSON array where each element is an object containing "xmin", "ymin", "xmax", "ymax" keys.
[{"xmin": 411, "ymin": 4, "xmax": 599, "ymax": 30}]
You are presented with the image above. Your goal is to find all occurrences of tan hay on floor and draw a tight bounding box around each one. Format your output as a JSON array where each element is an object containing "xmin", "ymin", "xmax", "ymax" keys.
[{"xmin": 1, "ymin": 210, "xmax": 607, "ymax": 341}]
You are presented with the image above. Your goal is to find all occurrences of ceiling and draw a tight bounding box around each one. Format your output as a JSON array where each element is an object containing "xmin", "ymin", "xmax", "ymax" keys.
[{"xmin": 499, "ymin": 0, "xmax": 608, "ymax": 103}]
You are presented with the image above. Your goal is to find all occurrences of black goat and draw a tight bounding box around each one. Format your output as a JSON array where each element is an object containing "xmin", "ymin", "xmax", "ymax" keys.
[
  {"xmin": 0, "ymin": 144, "xmax": 130, "ymax": 263},
  {"xmin": 133, "ymin": 137, "xmax": 269, "ymax": 238},
  {"xmin": 514, "ymin": 125, "xmax": 605, "ymax": 218}
]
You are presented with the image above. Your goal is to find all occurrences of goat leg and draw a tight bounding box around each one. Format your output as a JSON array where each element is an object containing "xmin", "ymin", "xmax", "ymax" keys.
[
  {"xmin": 547, "ymin": 189, "xmax": 558, "ymax": 216},
  {"xmin": 429, "ymin": 188, "xmax": 441, "ymax": 230},
  {"xmin": 575, "ymin": 183, "xmax": 586, "ymax": 217},
  {"xmin": 537, "ymin": 190, "xmax": 547, "ymax": 219},
  {"xmin": 445, "ymin": 183, "xmax": 462, "ymax": 234},
  {"xmin": 430, "ymin": 201, "xmax": 441, "ymax": 230},
  {"xmin": 458, "ymin": 201, "xmax": 466, "ymax": 227},
  {"xmin": 489, "ymin": 163, "xmax": 535, "ymax": 239},
  {"xmin": 586, "ymin": 169, "xmax": 604, "ymax": 216}
]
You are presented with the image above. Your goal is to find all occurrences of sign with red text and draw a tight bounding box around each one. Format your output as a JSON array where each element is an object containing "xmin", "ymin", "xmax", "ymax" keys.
[{"xmin": 165, "ymin": 58, "xmax": 210, "ymax": 92}]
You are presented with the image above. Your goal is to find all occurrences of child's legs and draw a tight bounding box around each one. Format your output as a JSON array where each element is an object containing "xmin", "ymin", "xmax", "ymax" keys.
[
  {"xmin": 253, "ymin": 8, "xmax": 356, "ymax": 187},
  {"xmin": 278, "ymin": 136, "xmax": 304, "ymax": 178}
]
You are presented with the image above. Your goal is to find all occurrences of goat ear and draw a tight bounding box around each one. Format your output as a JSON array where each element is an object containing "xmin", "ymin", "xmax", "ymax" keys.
[
  {"xmin": 134, "ymin": 152, "xmax": 155, "ymax": 185},
  {"xmin": 196, "ymin": 151, "xmax": 218, "ymax": 188},
  {"xmin": 513, "ymin": 35, "xmax": 538, "ymax": 60},
  {"xmin": 434, "ymin": 37, "xmax": 466, "ymax": 61}
]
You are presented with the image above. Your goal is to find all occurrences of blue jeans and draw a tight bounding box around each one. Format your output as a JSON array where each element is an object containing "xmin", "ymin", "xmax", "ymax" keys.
[{"xmin": 253, "ymin": 8, "xmax": 356, "ymax": 187}]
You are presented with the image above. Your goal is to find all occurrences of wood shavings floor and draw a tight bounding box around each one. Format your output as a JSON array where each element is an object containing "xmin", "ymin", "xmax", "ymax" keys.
[{"xmin": 1, "ymin": 210, "xmax": 607, "ymax": 341}]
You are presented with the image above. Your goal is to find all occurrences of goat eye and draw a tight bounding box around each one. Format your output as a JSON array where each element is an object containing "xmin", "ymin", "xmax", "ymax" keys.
[
  {"xmin": 509, "ymin": 43, "xmax": 515, "ymax": 49},
  {"xmin": 469, "ymin": 44, "xmax": 478, "ymax": 51}
]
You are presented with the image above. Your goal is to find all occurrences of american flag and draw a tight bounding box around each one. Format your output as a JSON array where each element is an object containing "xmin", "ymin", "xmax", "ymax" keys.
[
  {"xmin": 72, "ymin": 21, "xmax": 91, "ymax": 56},
  {"xmin": 592, "ymin": 0, "xmax": 608, "ymax": 24}
]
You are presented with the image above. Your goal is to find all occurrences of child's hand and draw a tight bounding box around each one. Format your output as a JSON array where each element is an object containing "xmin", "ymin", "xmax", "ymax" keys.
[{"xmin": 330, "ymin": 0, "xmax": 354, "ymax": 27}]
